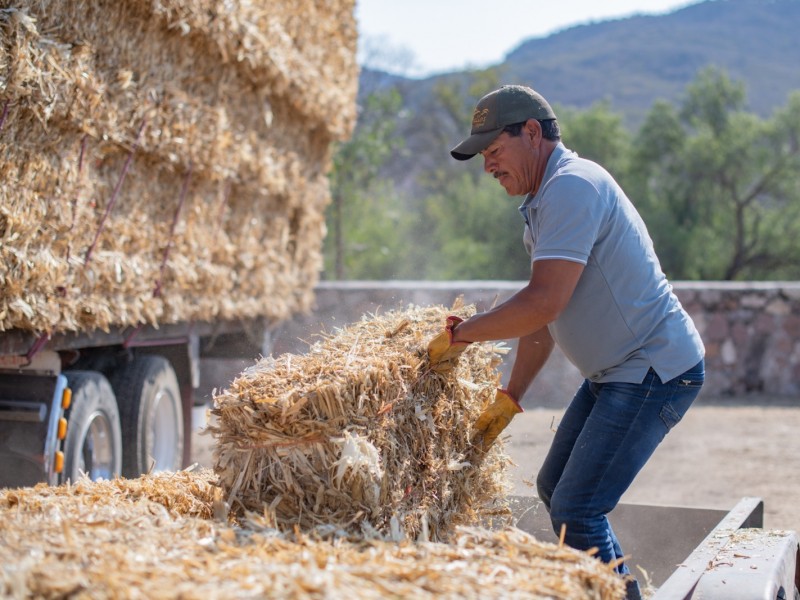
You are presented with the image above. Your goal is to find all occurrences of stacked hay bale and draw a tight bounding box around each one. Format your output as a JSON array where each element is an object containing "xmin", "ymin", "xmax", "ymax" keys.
[
  {"xmin": 0, "ymin": 0, "xmax": 358, "ymax": 334},
  {"xmin": 210, "ymin": 303, "xmax": 514, "ymax": 541},
  {"xmin": 0, "ymin": 471, "xmax": 625, "ymax": 599}
]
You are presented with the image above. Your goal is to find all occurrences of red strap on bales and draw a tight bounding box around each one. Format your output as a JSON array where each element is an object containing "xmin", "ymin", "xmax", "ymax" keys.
[
  {"xmin": 78, "ymin": 134, "xmax": 87, "ymax": 173},
  {"xmin": 122, "ymin": 324, "xmax": 143, "ymax": 348},
  {"xmin": 24, "ymin": 333, "xmax": 50, "ymax": 365},
  {"xmin": 153, "ymin": 164, "xmax": 192, "ymax": 298},
  {"xmin": 66, "ymin": 135, "xmax": 90, "ymax": 264},
  {"xmin": 84, "ymin": 118, "xmax": 147, "ymax": 265},
  {"xmin": 0, "ymin": 99, "xmax": 9, "ymax": 131},
  {"xmin": 214, "ymin": 180, "xmax": 231, "ymax": 236}
]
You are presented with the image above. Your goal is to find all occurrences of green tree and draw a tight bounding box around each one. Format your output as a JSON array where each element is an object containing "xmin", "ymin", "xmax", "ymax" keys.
[
  {"xmin": 628, "ymin": 100, "xmax": 694, "ymax": 276},
  {"xmin": 418, "ymin": 92, "xmax": 635, "ymax": 281},
  {"xmin": 409, "ymin": 69, "xmax": 535, "ymax": 280},
  {"xmin": 558, "ymin": 101, "xmax": 632, "ymax": 182},
  {"xmin": 331, "ymin": 66, "xmax": 800, "ymax": 282},
  {"xmin": 325, "ymin": 90, "xmax": 407, "ymax": 279},
  {"xmin": 412, "ymin": 69, "xmax": 504, "ymax": 199},
  {"xmin": 421, "ymin": 172, "xmax": 530, "ymax": 280},
  {"xmin": 632, "ymin": 68, "xmax": 800, "ymax": 280}
]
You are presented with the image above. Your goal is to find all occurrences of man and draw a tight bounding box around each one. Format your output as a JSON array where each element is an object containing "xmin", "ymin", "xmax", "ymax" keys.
[{"xmin": 428, "ymin": 85, "xmax": 705, "ymax": 599}]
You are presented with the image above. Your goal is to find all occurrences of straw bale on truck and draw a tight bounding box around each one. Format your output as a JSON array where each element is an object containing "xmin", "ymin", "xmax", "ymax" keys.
[
  {"xmin": 0, "ymin": 0, "xmax": 358, "ymax": 333},
  {"xmin": 0, "ymin": 0, "xmax": 359, "ymax": 487}
]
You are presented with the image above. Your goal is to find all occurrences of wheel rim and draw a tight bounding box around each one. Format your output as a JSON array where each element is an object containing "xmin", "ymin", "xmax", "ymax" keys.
[
  {"xmin": 149, "ymin": 388, "xmax": 180, "ymax": 471},
  {"xmin": 79, "ymin": 410, "xmax": 116, "ymax": 480}
]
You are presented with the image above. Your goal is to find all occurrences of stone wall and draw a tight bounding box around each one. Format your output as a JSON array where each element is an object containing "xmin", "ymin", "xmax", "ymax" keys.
[
  {"xmin": 271, "ymin": 281, "xmax": 800, "ymax": 406},
  {"xmin": 676, "ymin": 281, "xmax": 800, "ymax": 397}
]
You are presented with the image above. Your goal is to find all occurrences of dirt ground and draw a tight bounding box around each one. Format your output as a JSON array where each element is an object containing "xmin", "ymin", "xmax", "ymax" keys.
[
  {"xmin": 504, "ymin": 395, "xmax": 800, "ymax": 532},
  {"xmin": 191, "ymin": 395, "xmax": 800, "ymax": 532}
]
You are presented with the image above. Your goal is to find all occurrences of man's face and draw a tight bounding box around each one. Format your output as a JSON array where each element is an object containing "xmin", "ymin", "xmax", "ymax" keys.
[{"xmin": 480, "ymin": 123, "xmax": 539, "ymax": 196}]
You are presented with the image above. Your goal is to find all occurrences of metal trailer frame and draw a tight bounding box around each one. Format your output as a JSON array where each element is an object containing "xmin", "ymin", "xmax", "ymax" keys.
[
  {"xmin": 0, "ymin": 318, "xmax": 273, "ymax": 487},
  {"xmin": 509, "ymin": 495, "xmax": 799, "ymax": 599}
]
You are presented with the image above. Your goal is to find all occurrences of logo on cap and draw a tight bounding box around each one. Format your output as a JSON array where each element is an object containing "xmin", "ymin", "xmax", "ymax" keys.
[{"xmin": 472, "ymin": 108, "xmax": 489, "ymax": 128}]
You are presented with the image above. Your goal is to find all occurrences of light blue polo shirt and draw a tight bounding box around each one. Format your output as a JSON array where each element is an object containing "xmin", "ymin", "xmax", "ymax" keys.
[{"xmin": 519, "ymin": 143, "xmax": 704, "ymax": 384}]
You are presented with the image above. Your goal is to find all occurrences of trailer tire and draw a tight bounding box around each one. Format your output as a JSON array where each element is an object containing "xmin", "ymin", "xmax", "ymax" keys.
[
  {"xmin": 62, "ymin": 371, "xmax": 122, "ymax": 484},
  {"xmin": 109, "ymin": 355, "xmax": 183, "ymax": 478}
]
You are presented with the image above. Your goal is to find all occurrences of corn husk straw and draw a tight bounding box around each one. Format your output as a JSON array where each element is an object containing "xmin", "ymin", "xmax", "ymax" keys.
[
  {"xmin": 0, "ymin": 470, "xmax": 624, "ymax": 599},
  {"xmin": 210, "ymin": 303, "xmax": 517, "ymax": 541}
]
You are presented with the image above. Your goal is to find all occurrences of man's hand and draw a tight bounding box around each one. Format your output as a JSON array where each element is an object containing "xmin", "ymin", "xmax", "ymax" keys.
[
  {"xmin": 471, "ymin": 389, "xmax": 523, "ymax": 452},
  {"xmin": 427, "ymin": 316, "xmax": 470, "ymax": 373}
]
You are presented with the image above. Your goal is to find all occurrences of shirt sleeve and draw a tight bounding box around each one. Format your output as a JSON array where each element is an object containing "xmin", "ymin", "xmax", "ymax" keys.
[{"xmin": 532, "ymin": 173, "xmax": 605, "ymax": 265}]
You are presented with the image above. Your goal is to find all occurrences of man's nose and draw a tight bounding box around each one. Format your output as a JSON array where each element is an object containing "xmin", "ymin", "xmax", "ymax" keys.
[{"xmin": 483, "ymin": 155, "xmax": 495, "ymax": 174}]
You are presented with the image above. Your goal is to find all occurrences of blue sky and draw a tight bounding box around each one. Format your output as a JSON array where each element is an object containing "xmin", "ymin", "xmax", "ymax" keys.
[{"xmin": 356, "ymin": 0, "xmax": 698, "ymax": 77}]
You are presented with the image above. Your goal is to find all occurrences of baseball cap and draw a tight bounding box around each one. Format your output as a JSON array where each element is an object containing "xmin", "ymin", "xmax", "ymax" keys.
[{"xmin": 450, "ymin": 85, "xmax": 557, "ymax": 161}]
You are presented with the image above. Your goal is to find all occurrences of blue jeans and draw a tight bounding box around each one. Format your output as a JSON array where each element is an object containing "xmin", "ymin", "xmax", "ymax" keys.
[{"xmin": 536, "ymin": 360, "xmax": 704, "ymax": 597}]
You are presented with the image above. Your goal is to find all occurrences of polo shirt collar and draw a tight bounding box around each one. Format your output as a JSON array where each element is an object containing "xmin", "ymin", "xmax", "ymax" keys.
[{"xmin": 518, "ymin": 142, "xmax": 569, "ymax": 212}]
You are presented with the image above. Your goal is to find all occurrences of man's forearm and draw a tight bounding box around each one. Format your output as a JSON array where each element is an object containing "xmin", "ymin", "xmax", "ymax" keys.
[
  {"xmin": 505, "ymin": 327, "xmax": 554, "ymax": 401},
  {"xmin": 453, "ymin": 285, "xmax": 555, "ymax": 342}
]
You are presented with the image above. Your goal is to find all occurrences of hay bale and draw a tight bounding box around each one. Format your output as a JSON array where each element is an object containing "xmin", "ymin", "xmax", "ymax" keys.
[
  {"xmin": 0, "ymin": 470, "xmax": 625, "ymax": 599},
  {"xmin": 209, "ymin": 303, "xmax": 518, "ymax": 541},
  {"xmin": 0, "ymin": 0, "xmax": 358, "ymax": 334}
]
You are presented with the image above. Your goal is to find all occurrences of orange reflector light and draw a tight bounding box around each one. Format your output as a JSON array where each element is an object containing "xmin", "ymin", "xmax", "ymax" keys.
[
  {"xmin": 54, "ymin": 451, "xmax": 64, "ymax": 473},
  {"xmin": 58, "ymin": 417, "xmax": 67, "ymax": 440},
  {"xmin": 62, "ymin": 387, "xmax": 72, "ymax": 410}
]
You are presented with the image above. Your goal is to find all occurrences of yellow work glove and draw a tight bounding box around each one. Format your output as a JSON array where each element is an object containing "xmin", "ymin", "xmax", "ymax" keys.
[
  {"xmin": 471, "ymin": 389, "xmax": 523, "ymax": 452},
  {"xmin": 426, "ymin": 316, "xmax": 470, "ymax": 373}
]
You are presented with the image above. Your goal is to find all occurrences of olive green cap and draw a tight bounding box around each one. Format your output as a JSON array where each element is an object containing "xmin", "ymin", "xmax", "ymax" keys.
[{"xmin": 450, "ymin": 85, "xmax": 557, "ymax": 161}]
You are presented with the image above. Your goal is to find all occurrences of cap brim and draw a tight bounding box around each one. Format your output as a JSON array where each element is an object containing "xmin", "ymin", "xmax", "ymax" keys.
[{"xmin": 450, "ymin": 128, "xmax": 502, "ymax": 161}]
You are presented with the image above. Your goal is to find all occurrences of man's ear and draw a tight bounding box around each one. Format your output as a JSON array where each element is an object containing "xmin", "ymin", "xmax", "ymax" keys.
[{"xmin": 524, "ymin": 118, "xmax": 541, "ymax": 143}]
